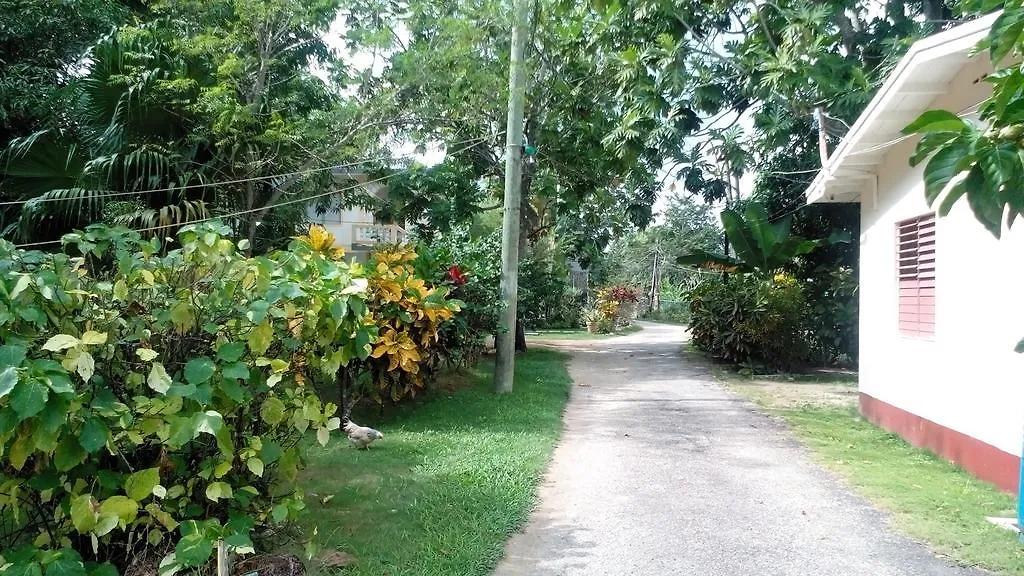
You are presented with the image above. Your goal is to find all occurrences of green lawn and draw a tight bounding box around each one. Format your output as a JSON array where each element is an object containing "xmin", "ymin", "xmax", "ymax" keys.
[
  {"xmin": 528, "ymin": 323, "xmax": 642, "ymax": 340},
  {"xmin": 722, "ymin": 374, "xmax": 1024, "ymax": 574},
  {"xmin": 299, "ymin": 350, "xmax": 571, "ymax": 576}
]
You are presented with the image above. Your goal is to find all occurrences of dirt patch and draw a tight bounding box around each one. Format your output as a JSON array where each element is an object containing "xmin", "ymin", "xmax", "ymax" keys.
[{"xmin": 728, "ymin": 379, "xmax": 858, "ymax": 410}]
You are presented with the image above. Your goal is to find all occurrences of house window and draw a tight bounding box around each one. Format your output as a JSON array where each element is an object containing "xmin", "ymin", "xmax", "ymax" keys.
[{"xmin": 897, "ymin": 213, "xmax": 936, "ymax": 336}]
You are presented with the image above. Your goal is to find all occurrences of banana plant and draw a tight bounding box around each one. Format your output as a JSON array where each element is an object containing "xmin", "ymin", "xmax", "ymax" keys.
[{"xmin": 677, "ymin": 202, "xmax": 847, "ymax": 275}]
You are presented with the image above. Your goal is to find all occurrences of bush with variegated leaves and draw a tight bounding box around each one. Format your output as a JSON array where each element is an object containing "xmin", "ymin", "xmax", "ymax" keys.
[{"xmin": 0, "ymin": 222, "xmax": 379, "ymax": 574}]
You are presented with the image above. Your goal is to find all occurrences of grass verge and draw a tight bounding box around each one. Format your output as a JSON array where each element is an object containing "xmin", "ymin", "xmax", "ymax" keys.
[
  {"xmin": 721, "ymin": 372, "xmax": 1024, "ymax": 575},
  {"xmin": 300, "ymin": 349, "xmax": 571, "ymax": 576}
]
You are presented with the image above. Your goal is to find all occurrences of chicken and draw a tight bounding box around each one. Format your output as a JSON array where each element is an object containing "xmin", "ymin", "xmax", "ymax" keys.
[{"xmin": 343, "ymin": 420, "xmax": 384, "ymax": 449}]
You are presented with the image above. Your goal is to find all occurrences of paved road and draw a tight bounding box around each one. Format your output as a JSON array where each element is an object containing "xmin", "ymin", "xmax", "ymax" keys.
[{"xmin": 493, "ymin": 322, "xmax": 985, "ymax": 576}]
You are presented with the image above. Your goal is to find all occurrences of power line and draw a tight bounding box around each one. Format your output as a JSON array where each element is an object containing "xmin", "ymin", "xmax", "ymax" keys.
[
  {"xmin": 13, "ymin": 138, "xmax": 487, "ymax": 249},
  {"xmin": 0, "ymin": 135, "xmax": 492, "ymax": 208}
]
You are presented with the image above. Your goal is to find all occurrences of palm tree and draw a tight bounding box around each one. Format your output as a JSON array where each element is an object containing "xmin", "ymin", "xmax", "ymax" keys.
[{"xmin": 1, "ymin": 25, "xmax": 210, "ymax": 243}]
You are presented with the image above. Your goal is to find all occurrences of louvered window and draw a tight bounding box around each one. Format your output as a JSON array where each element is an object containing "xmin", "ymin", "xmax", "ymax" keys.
[{"xmin": 897, "ymin": 214, "xmax": 936, "ymax": 336}]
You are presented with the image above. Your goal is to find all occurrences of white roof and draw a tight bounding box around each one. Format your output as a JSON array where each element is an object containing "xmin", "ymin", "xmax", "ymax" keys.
[{"xmin": 805, "ymin": 13, "xmax": 999, "ymax": 204}]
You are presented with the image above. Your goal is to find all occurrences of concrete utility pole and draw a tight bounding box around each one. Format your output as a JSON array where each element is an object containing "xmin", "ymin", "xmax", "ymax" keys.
[{"xmin": 494, "ymin": 0, "xmax": 531, "ymax": 394}]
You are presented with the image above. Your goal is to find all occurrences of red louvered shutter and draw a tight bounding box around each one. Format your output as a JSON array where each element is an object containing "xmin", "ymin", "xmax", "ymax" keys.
[{"xmin": 897, "ymin": 214, "xmax": 936, "ymax": 336}]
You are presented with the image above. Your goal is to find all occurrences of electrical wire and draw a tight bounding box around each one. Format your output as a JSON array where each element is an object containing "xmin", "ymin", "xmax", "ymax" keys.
[
  {"xmin": 0, "ymin": 135, "xmax": 492, "ymax": 207},
  {"xmin": 846, "ymin": 99, "xmax": 985, "ymax": 157},
  {"xmin": 13, "ymin": 138, "xmax": 488, "ymax": 249}
]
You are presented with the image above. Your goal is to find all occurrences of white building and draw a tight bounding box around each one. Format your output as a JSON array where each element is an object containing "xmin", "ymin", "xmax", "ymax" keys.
[
  {"xmin": 306, "ymin": 167, "xmax": 407, "ymax": 260},
  {"xmin": 805, "ymin": 12, "xmax": 1022, "ymax": 494}
]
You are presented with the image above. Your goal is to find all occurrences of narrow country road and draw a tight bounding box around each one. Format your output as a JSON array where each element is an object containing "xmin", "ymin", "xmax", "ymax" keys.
[{"xmin": 493, "ymin": 322, "xmax": 984, "ymax": 576}]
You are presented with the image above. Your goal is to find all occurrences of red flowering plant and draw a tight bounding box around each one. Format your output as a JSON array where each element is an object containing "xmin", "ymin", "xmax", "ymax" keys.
[
  {"xmin": 412, "ymin": 231, "xmax": 502, "ymax": 368},
  {"xmin": 447, "ymin": 264, "xmax": 468, "ymax": 287}
]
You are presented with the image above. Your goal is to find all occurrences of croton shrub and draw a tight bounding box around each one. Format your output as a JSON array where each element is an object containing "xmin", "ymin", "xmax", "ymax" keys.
[{"xmin": 0, "ymin": 223, "xmax": 463, "ymax": 575}]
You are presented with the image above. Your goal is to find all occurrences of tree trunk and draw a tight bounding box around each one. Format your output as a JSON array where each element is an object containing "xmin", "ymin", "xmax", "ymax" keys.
[
  {"xmin": 515, "ymin": 320, "xmax": 527, "ymax": 352},
  {"xmin": 921, "ymin": 0, "xmax": 948, "ymax": 23},
  {"xmin": 835, "ymin": 11, "xmax": 858, "ymax": 57}
]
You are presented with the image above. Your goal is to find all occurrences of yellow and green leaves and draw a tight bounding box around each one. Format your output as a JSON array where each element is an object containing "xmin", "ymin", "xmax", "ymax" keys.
[{"xmin": 0, "ymin": 222, "xmax": 458, "ymax": 569}]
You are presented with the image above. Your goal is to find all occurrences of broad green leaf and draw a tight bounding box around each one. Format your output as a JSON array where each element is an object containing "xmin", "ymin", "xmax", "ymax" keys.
[
  {"xmin": 79, "ymin": 417, "xmax": 109, "ymax": 453},
  {"xmin": 990, "ymin": 7, "xmax": 1024, "ymax": 62},
  {"xmin": 217, "ymin": 342, "xmax": 246, "ymax": 363},
  {"xmin": 4, "ymin": 563, "xmax": 41, "ymax": 576},
  {"xmin": 11, "ymin": 379, "xmax": 48, "ymax": 419},
  {"xmin": 9, "ymin": 274, "xmax": 31, "ymax": 300},
  {"xmin": 260, "ymin": 397, "xmax": 286, "ymax": 426},
  {"xmin": 272, "ymin": 503, "xmax": 289, "ymax": 523},
  {"xmin": 136, "ymin": 348, "xmax": 159, "ymax": 362},
  {"xmin": 965, "ymin": 164, "xmax": 1005, "ymax": 237},
  {"xmin": 222, "ymin": 362, "xmax": 249, "ymax": 380},
  {"xmin": 80, "ymin": 331, "xmax": 107, "ymax": 345},
  {"xmin": 676, "ymin": 250, "xmax": 743, "ymax": 272},
  {"xmin": 169, "ymin": 302, "xmax": 194, "ymax": 332},
  {"xmin": 99, "ymin": 495, "xmax": 139, "ymax": 527},
  {"xmin": 175, "ymin": 532, "xmax": 214, "ymax": 567},
  {"xmin": 42, "ymin": 334, "xmax": 79, "ymax": 352},
  {"xmin": 153, "ymin": 485, "xmax": 167, "ymax": 499},
  {"xmin": 246, "ymin": 457, "xmax": 265, "ymax": 477},
  {"xmin": 54, "ymin": 436, "xmax": 87, "ymax": 471},
  {"xmin": 317, "ymin": 426, "xmax": 330, "ymax": 446},
  {"xmin": 168, "ymin": 416, "xmax": 193, "ymax": 446},
  {"xmin": 112, "ymin": 279, "xmax": 128, "ymax": 300},
  {"xmin": 902, "ymin": 109, "xmax": 968, "ymax": 134},
  {"xmin": 939, "ymin": 175, "xmax": 970, "ymax": 217},
  {"xmin": 215, "ymin": 425, "xmax": 234, "ymax": 457},
  {"xmin": 330, "ymin": 298, "xmax": 348, "ymax": 323},
  {"xmin": 743, "ymin": 202, "xmax": 775, "ymax": 256},
  {"xmin": 909, "ymin": 132, "xmax": 960, "ymax": 167},
  {"xmin": 70, "ymin": 495, "xmax": 98, "ymax": 533},
  {"xmin": 8, "ymin": 434, "xmax": 30, "ymax": 469},
  {"xmin": 260, "ymin": 440, "xmax": 283, "ymax": 464},
  {"xmin": 247, "ymin": 300, "xmax": 270, "ymax": 323},
  {"xmin": 39, "ymin": 397, "xmax": 69, "ymax": 431},
  {"xmin": 248, "ymin": 321, "xmax": 273, "ymax": 356},
  {"xmin": 125, "ymin": 468, "xmax": 161, "ymax": 501},
  {"xmin": 224, "ymin": 532, "xmax": 255, "ymax": 555},
  {"xmin": 184, "ymin": 357, "xmax": 216, "ymax": 385},
  {"xmin": 923, "ymin": 140, "xmax": 970, "ymax": 204},
  {"xmin": 148, "ymin": 363, "xmax": 172, "ymax": 393},
  {"xmin": 0, "ymin": 366, "xmax": 18, "ymax": 397},
  {"xmin": 45, "ymin": 548, "xmax": 86, "ymax": 576},
  {"xmin": 0, "ymin": 344, "xmax": 26, "ymax": 368},
  {"xmin": 721, "ymin": 209, "xmax": 763, "ymax": 270},
  {"xmin": 75, "ymin": 351, "xmax": 95, "ymax": 382},
  {"xmin": 93, "ymin": 513, "xmax": 119, "ymax": 537},
  {"xmin": 205, "ymin": 481, "xmax": 233, "ymax": 502},
  {"xmin": 193, "ymin": 410, "xmax": 224, "ymax": 436},
  {"xmin": 45, "ymin": 371, "xmax": 74, "ymax": 394},
  {"xmin": 220, "ymin": 377, "xmax": 247, "ymax": 402}
]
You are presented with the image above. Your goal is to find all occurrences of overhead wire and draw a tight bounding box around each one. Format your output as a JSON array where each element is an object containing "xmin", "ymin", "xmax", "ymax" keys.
[
  {"xmin": 0, "ymin": 135, "xmax": 494, "ymax": 208},
  {"xmin": 13, "ymin": 137, "xmax": 490, "ymax": 249}
]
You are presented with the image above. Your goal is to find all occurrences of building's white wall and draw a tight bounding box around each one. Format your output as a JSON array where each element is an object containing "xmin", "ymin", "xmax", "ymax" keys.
[
  {"xmin": 860, "ymin": 56, "xmax": 1024, "ymax": 456},
  {"xmin": 305, "ymin": 206, "xmax": 375, "ymax": 250}
]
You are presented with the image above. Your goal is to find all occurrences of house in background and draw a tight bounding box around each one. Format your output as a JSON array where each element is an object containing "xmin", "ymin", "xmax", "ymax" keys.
[
  {"xmin": 306, "ymin": 166, "xmax": 406, "ymax": 260},
  {"xmin": 805, "ymin": 12, "xmax": 1024, "ymax": 494}
]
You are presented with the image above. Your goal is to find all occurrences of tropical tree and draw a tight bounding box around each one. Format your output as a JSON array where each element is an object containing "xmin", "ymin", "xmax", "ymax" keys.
[
  {"xmin": 677, "ymin": 202, "xmax": 843, "ymax": 275},
  {"xmin": 1, "ymin": 0, "xmax": 393, "ymax": 251},
  {"xmin": 904, "ymin": 1, "xmax": 1024, "ymax": 239}
]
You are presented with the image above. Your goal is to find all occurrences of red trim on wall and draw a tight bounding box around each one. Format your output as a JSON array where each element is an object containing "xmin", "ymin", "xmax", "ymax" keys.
[{"xmin": 860, "ymin": 393, "xmax": 1020, "ymax": 494}]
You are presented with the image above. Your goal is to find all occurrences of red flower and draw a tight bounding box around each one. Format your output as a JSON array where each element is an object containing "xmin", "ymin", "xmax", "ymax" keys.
[{"xmin": 447, "ymin": 265, "xmax": 468, "ymax": 286}]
